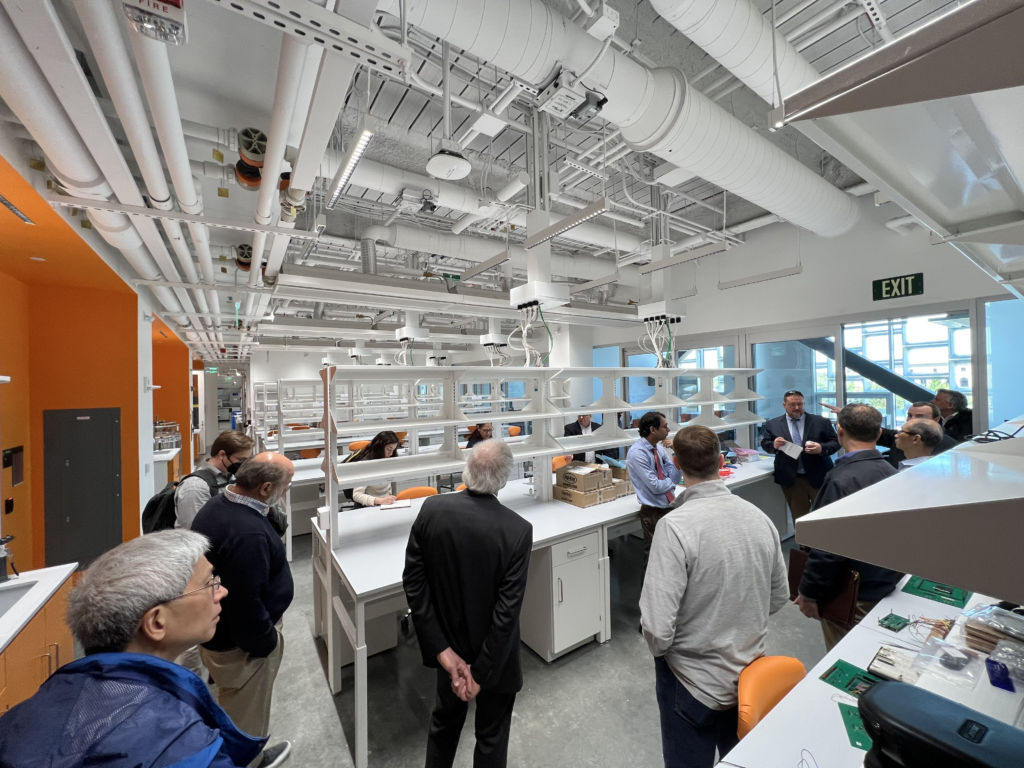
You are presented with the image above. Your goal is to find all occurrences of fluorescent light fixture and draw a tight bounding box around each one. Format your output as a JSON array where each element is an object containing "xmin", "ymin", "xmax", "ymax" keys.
[
  {"xmin": 718, "ymin": 264, "xmax": 802, "ymax": 290},
  {"xmin": 569, "ymin": 272, "xmax": 619, "ymax": 294},
  {"xmin": 559, "ymin": 157, "xmax": 609, "ymax": 182},
  {"xmin": 524, "ymin": 198, "xmax": 610, "ymax": 249},
  {"xmin": 462, "ymin": 250, "xmax": 512, "ymax": 281},
  {"xmin": 638, "ymin": 241, "xmax": 729, "ymax": 274},
  {"xmin": 326, "ymin": 116, "xmax": 375, "ymax": 210}
]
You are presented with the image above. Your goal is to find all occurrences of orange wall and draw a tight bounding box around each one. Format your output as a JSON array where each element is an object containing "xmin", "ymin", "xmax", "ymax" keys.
[
  {"xmin": 0, "ymin": 270, "xmax": 33, "ymax": 568},
  {"xmin": 153, "ymin": 317, "xmax": 192, "ymax": 474},
  {"xmin": 28, "ymin": 287, "xmax": 140, "ymax": 569}
]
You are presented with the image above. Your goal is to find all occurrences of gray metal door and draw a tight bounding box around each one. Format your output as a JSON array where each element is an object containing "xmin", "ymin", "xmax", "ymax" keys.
[{"xmin": 44, "ymin": 408, "xmax": 122, "ymax": 568}]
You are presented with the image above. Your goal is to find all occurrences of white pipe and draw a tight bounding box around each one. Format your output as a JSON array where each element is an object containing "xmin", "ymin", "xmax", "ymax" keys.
[
  {"xmin": 452, "ymin": 171, "xmax": 528, "ymax": 233},
  {"xmin": 74, "ymin": 0, "xmax": 212, "ymax": 325},
  {"xmin": 129, "ymin": 31, "xmax": 224, "ymax": 335},
  {"xmin": 0, "ymin": 3, "xmax": 197, "ymax": 329},
  {"xmin": 248, "ymin": 35, "xmax": 310, "ymax": 288},
  {"xmin": 379, "ymin": 0, "xmax": 857, "ymax": 237}
]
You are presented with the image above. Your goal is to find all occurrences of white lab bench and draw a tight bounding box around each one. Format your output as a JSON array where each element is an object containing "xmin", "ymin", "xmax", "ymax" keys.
[
  {"xmin": 312, "ymin": 461, "xmax": 776, "ymax": 768},
  {"xmin": 720, "ymin": 576, "xmax": 1022, "ymax": 768},
  {"xmin": 152, "ymin": 447, "xmax": 181, "ymax": 485}
]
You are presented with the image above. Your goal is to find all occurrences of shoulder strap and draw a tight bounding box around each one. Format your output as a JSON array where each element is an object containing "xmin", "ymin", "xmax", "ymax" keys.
[{"xmin": 185, "ymin": 467, "xmax": 229, "ymax": 495}]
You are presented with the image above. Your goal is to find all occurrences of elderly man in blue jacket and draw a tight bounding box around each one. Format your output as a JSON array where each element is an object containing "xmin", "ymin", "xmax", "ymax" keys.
[{"xmin": 0, "ymin": 530, "xmax": 270, "ymax": 768}]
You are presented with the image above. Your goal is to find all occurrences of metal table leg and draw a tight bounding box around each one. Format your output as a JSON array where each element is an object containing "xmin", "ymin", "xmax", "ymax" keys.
[
  {"xmin": 598, "ymin": 524, "xmax": 611, "ymax": 643},
  {"xmin": 284, "ymin": 487, "xmax": 293, "ymax": 562}
]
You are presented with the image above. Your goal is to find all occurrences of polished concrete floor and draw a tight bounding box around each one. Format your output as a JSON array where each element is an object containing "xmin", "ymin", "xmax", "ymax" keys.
[{"xmin": 270, "ymin": 531, "xmax": 826, "ymax": 768}]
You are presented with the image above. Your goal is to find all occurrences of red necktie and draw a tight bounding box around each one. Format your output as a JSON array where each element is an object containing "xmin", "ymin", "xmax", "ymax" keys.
[{"xmin": 654, "ymin": 448, "xmax": 675, "ymax": 504}]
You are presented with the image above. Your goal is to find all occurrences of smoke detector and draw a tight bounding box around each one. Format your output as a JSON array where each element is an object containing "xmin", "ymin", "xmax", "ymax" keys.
[{"xmin": 426, "ymin": 139, "xmax": 471, "ymax": 181}]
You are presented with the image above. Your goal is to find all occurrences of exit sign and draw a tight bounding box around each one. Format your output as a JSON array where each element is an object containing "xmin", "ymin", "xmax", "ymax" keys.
[{"xmin": 873, "ymin": 273, "xmax": 923, "ymax": 301}]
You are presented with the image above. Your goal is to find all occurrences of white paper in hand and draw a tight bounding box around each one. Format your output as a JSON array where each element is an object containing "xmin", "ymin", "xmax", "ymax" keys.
[
  {"xmin": 780, "ymin": 440, "xmax": 804, "ymax": 460},
  {"xmin": 380, "ymin": 499, "xmax": 412, "ymax": 510}
]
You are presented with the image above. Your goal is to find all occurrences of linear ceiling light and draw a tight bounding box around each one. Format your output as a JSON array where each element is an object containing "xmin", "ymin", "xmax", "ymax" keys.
[
  {"xmin": 559, "ymin": 157, "xmax": 610, "ymax": 182},
  {"xmin": 0, "ymin": 193, "xmax": 33, "ymax": 225},
  {"xmin": 569, "ymin": 272, "xmax": 619, "ymax": 294},
  {"xmin": 327, "ymin": 116, "xmax": 375, "ymax": 210},
  {"xmin": 461, "ymin": 250, "xmax": 512, "ymax": 281},
  {"xmin": 523, "ymin": 197, "xmax": 610, "ymax": 249}
]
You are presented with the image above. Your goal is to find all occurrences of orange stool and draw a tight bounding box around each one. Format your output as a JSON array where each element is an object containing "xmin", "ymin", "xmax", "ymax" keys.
[
  {"xmin": 737, "ymin": 656, "xmax": 806, "ymax": 739},
  {"xmin": 268, "ymin": 430, "xmax": 278, "ymax": 437},
  {"xmin": 508, "ymin": 426, "xmax": 521, "ymax": 436},
  {"xmin": 552, "ymin": 455, "xmax": 572, "ymax": 470},
  {"xmin": 299, "ymin": 448, "xmax": 322, "ymax": 459},
  {"xmin": 348, "ymin": 440, "xmax": 370, "ymax": 453},
  {"xmin": 455, "ymin": 483, "xmax": 467, "ymax": 491},
  {"xmin": 396, "ymin": 486, "xmax": 438, "ymax": 500}
]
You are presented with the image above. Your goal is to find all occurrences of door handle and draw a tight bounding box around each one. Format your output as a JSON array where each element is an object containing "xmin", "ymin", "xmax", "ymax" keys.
[
  {"xmin": 41, "ymin": 652, "xmax": 53, "ymax": 678},
  {"xmin": 48, "ymin": 642, "xmax": 60, "ymax": 670},
  {"xmin": 558, "ymin": 578, "xmax": 563, "ymax": 603}
]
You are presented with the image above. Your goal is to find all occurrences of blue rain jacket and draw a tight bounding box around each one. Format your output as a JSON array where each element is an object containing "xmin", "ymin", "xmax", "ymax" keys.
[{"xmin": 0, "ymin": 652, "xmax": 265, "ymax": 768}]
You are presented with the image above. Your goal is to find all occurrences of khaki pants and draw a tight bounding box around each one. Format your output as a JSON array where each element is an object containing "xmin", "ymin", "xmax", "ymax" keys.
[
  {"xmin": 176, "ymin": 645, "xmax": 208, "ymax": 683},
  {"xmin": 821, "ymin": 600, "xmax": 876, "ymax": 651},
  {"xmin": 201, "ymin": 624, "xmax": 284, "ymax": 739},
  {"xmin": 781, "ymin": 475, "xmax": 819, "ymax": 522}
]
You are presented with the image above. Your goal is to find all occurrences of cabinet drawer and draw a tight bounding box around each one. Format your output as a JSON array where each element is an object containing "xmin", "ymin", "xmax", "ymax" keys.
[{"xmin": 550, "ymin": 531, "xmax": 599, "ymax": 568}]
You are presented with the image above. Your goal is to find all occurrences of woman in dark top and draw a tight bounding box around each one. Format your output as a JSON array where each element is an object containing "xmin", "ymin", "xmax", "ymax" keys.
[{"xmin": 345, "ymin": 430, "xmax": 401, "ymax": 507}]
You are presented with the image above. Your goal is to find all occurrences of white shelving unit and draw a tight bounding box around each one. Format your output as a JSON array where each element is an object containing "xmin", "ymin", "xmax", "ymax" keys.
[{"xmin": 316, "ymin": 365, "xmax": 764, "ymax": 542}]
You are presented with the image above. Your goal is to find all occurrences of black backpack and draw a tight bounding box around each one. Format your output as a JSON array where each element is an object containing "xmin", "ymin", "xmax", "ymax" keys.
[{"xmin": 141, "ymin": 468, "xmax": 228, "ymax": 534}]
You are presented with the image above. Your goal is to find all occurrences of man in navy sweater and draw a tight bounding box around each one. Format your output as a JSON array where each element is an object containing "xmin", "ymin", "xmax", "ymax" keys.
[{"xmin": 192, "ymin": 452, "xmax": 295, "ymax": 768}]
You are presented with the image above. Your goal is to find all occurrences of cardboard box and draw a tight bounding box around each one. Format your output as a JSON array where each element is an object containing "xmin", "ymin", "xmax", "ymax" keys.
[
  {"xmin": 556, "ymin": 461, "xmax": 612, "ymax": 492},
  {"xmin": 611, "ymin": 478, "xmax": 633, "ymax": 498},
  {"xmin": 553, "ymin": 484, "xmax": 600, "ymax": 508},
  {"xmin": 610, "ymin": 466, "xmax": 630, "ymax": 481},
  {"xmin": 599, "ymin": 487, "xmax": 619, "ymax": 504}
]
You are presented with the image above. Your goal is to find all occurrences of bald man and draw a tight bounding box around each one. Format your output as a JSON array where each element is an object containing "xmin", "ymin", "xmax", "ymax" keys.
[{"xmin": 192, "ymin": 452, "xmax": 295, "ymax": 758}]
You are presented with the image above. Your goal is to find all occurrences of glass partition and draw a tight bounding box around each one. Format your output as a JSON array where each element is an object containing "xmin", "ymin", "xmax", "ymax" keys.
[
  {"xmin": 591, "ymin": 346, "xmax": 621, "ymax": 426},
  {"xmin": 752, "ymin": 338, "xmax": 837, "ymax": 424}
]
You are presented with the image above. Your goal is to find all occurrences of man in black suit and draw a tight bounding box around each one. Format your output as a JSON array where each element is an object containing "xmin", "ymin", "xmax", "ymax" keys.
[
  {"xmin": 932, "ymin": 388, "xmax": 974, "ymax": 442},
  {"xmin": 563, "ymin": 414, "xmax": 617, "ymax": 463},
  {"xmin": 760, "ymin": 390, "xmax": 840, "ymax": 522},
  {"xmin": 403, "ymin": 439, "xmax": 532, "ymax": 768}
]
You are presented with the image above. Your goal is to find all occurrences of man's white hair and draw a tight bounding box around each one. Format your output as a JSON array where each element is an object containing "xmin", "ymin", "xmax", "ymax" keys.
[
  {"xmin": 464, "ymin": 439, "xmax": 514, "ymax": 495},
  {"xmin": 67, "ymin": 530, "xmax": 209, "ymax": 655}
]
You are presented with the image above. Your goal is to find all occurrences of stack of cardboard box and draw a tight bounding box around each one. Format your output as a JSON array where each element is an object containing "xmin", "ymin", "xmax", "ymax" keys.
[{"xmin": 553, "ymin": 461, "xmax": 634, "ymax": 507}]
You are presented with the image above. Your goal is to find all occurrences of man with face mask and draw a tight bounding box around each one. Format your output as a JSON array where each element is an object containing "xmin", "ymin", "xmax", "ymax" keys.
[
  {"xmin": 192, "ymin": 452, "xmax": 295, "ymax": 766},
  {"xmin": 175, "ymin": 430, "xmax": 255, "ymax": 530}
]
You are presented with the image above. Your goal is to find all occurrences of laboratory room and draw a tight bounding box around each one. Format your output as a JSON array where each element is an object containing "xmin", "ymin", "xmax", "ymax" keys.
[{"xmin": 3, "ymin": 0, "xmax": 1024, "ymax": 766}]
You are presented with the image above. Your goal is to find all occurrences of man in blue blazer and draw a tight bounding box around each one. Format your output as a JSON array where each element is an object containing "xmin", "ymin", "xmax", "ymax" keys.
[{"xmin": 760, "ymin": 390, "xmax": 840, "ymax": 521}]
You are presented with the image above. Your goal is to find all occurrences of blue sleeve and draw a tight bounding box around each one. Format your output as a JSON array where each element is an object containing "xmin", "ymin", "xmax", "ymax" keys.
[{"xmin": 627, "ymin": 446, "xmax": 678, "ymax": 497}]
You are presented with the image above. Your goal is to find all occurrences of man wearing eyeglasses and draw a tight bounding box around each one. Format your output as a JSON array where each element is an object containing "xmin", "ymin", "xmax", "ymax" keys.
[
  {"xmin": 824, "ymin": 401, "xmax": 959, "ymax": 467},
  {"xmin": 760, "ymin": 390, "xmax": 840, "ymax": 522},
  {"xmin": 192, "ymin": 452, "xmax": 296, "ymax": 768},
  {"xmin": 0, "ymin": 530, "xmax": 267, "ymax": 768}
]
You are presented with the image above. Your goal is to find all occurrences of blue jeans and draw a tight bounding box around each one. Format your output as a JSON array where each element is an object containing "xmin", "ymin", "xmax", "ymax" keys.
[{"xmin": 654, "ymin": 656, "xmax": 739, "ymax": 768}]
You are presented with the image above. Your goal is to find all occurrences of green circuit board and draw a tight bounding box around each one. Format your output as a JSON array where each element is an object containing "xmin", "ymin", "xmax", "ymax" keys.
[
  {"xmin": 820, "ymin": 659, "xmax": 883, "ymax": 698},
  {"xmin": 878, "ymin": 612, "xmax": 911, "ymax": 633},
  {"xmin": 902, "ymin": 577, "xmax": 971, "ymax": 608},
  {"xmin": 839, "ymin": 703, "xmax": 873, "ymax": 751}
]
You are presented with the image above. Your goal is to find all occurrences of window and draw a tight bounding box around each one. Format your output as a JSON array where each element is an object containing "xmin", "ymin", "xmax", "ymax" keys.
[
  {"xmin": 986, "ymin": 299, "xmax": 1024, "ymax": 428},
  {"xmin": 591, "ymin": 346, "xmax": 621, "ymax": 426},
  {"xmin": 752, "ymin": 338, "xmax": 837, "ymax": 423},
  {"xmin": 842, "ymin": 313, "xmax": 971, "ymax": 429},
  {"xmin": 676, "ymin": 346, "xmax": 736, "ymax": 421},
  {"xmin": 627, "ymin": 353, "xmax": 657, "ymax": 423}
]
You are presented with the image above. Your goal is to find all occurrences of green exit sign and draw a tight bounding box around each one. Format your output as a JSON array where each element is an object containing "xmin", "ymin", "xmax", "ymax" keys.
[
  {"xmin": 441, "ymin": 272, "xmax": 461, "ymax": 281},
  {"xmin": 873, "ymin": 273, "xmax": 923, "ymax": 301}
]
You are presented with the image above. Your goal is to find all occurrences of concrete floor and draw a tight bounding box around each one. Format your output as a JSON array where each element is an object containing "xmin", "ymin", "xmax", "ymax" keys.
[{"xmin": 269, "ymin": 532, "xmax": 826, "ymax": 768}]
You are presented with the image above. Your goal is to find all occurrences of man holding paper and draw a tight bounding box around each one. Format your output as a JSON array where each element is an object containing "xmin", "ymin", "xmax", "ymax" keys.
[{"xmin": 760, "ymin": 390, "xmax": 840, "ymax": 521}]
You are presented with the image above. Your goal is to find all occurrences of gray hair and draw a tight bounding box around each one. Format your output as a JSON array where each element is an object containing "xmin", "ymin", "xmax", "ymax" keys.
[
  {"xmin": 67, "ymin": 530, "xmax": 209, "ymax": 654},
  {"xmin": 903, "ymin": 419, "xmax": 943, "ymax": 450},
  {"xmin": 464, "ymin": 439, "xmax": 514, "ymax": 495},
  {"xmin": 936, "ymin": 388, "xmax": 968, "ymax": 412},
  {"xmin": 234, "ymin": 455, "xmax": 289, "ymax": 492}
]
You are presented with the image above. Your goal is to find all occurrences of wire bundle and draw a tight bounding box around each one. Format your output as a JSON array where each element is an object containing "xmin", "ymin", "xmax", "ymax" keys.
[
  {"xmin": 508, "ymin": 304, "xmax": 554, "ymax": 367},
  {"xmin": 639, "ymin": 318, "xmax": 673, "ymax": 367},
  {"xmin": 394, "ymin": 339, "xmax": 415, "ymax": 366}
]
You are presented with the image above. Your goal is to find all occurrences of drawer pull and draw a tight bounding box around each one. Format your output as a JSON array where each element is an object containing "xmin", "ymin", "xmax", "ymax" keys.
[
  {"xmin": 558, "ymin": 578, "xmax": 563, "ymax": 603},
  {"xmin": 566, "ymin": 546, "xmax": 587, "ymax": 557}
]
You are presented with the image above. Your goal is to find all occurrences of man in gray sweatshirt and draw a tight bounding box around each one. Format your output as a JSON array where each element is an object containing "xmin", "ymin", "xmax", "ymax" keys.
[{"xmin": 640, "ymin": 425, "xmax": 789, "ymax": 768}]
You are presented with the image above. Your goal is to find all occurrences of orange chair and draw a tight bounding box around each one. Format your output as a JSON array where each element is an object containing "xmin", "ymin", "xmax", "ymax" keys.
[
  {"xmin": 552, "ymin": 455, "xmax": 572, "ymax": 470},
  {"xmin": 395, "ymin": 431, "xmax": 408, "ymax": 444},
  {"xmin": 268, "ymin": 430, "xmax": 278, "ymax": 437},
  {"xmin": 299, "ymin": 448, "xmax": 322, "ymax": 459},
  {"xmin": 736, "ymin": 656, "xmax": 806, "ymax": 739},
  {"xmin": 508, "ymin": 426, "xmax": 522, "ymax": 437},
  {"xmin": 348, "ymin": 440, "xmax": 370, "ymax": 453},
  {"xmin": 396, "ymin": 486, "xmax": 438, "ymax": 500},
  {"xmin": 285, "ymin": 423, "xmax": 304, "ymax": 428},
  {"xmin": 455, "ymin": 483, "xmax": 467, "ymax": 491}
]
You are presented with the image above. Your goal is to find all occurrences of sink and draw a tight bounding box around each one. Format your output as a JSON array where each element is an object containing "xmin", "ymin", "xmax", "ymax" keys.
[{"xmin": 0, "ymin": 581, "xmax": 37, "ymax": 620}]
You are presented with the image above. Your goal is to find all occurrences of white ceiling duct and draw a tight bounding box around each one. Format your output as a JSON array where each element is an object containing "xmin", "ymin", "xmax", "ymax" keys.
[{"xmin": 376, "ymin": 0, "xmax": 859, "ymax": 237}]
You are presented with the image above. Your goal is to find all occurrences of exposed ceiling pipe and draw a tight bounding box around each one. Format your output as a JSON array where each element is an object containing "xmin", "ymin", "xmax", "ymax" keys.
[
  {"xmin": 73, "ymin": 0, "xmax": 214, "ymax": 338},
  {"xmin": 360, "ymin": 223, "xmax": 639, "ymax": 296},
  {"xmin": 451, "ymin": 170, "xmax": 529, "ymax": 233},
  {"xmin": 128, "ymin": 30, "xmax": 225, "ymax": 342},
  {"xmin": 0, "ymin": 3, "xmax": 213, "ymax": 345},
  {"xmin": 246, "ymin": 35, "xmax": 309, "ymax": 290},
  {"xmin": 377, "ymin": 0, "xmax": 858, "ymax": 237}
]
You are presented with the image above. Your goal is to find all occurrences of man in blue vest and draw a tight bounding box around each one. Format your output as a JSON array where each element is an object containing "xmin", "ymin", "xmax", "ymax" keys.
[{"xmin": 0, "ymin": 530, "xmax": 266, "ymax": 768}]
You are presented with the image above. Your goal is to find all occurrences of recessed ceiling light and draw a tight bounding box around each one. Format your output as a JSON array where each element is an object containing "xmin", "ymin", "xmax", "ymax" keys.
[{"xmin": 30, "ymin": 257, "xmax": 46, "ymax": 262}]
